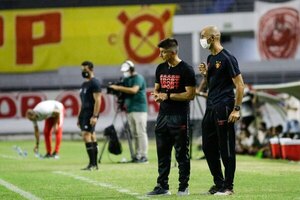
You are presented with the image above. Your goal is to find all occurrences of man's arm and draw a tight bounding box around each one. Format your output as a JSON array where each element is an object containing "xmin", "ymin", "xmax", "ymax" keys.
[
  {"xmin": 109, "ymin": 85, "xmax": 139, "ymax": 94},
  {"xmin": 152, "ymin": 83, "xmax": 195, "ymax": 102},
  {"xmin": 33, "ymin": 123, "xmax": 40, "ymax": 153},
  {"xmin": 169, "ymin": 86, "xmax": 196, "ymax": 101},
  {"xmin": 196, "ymin": 62, "xmax": 208, "ymax": 97},
  {"xmin": 77, "ymin": 106, "xmax": 81, "ymax": 128},
  {"xmin": 151, "ymin": 83, "xmax": 162, "ymax": 102},
  {"xmin": 196, "ymin": 78, "xmax": 207, "ymax": 94},
  {"xmin": 51, "ymin": 109, "xmax": 60, "ymax": 133},
  {"xmin": 228, "ymin": 74, "xmax": 245, "ymax": 123},
  {"xmin": 232, "ymin": 74, "xmax": 245, "ymax": 108},
  {"xmin": 196, "ymin": 81, "xmax": 208, "ymax": 98},
  {"xmin": 153, "ymin": 83, "xmax": 160, "ymax": 94},
  {"xmin": 90, "ymin": 92, "xmax": 102, "ymax": 126}
]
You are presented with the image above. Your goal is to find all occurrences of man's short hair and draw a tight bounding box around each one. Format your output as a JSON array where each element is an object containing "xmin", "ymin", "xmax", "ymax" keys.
[
  {"xmin": 158, "ymin": 38, "xmax": 179, "ymax": 53},
  {"xmin": 81, "ymin": 61, "xmax": 94, "ymax": 70},
  {"xmin": 26, "ymin": 109, "xmax": 36, "ymax": 120}
]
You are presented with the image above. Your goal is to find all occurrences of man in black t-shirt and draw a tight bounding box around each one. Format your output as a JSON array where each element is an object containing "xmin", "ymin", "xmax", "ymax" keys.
[
  {"xmin": 147, "ymin": 38, "xmax": 196, "ymax": 196},
  {"xmin": 78, "ymin": 61, "xmax": 102, "ymax": 171},
  {"xmin": 199, "ymin": 26, "xmax": 245, "ymax": 196}
]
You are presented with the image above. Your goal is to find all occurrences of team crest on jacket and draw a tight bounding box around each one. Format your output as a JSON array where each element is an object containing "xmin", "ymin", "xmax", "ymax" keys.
[{"xmin": 215, "ymin": 61, "xmax": 221, "ymax": 69}]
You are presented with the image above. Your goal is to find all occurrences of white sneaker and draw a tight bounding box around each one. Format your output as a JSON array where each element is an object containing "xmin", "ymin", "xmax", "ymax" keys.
[
  {"xmin": 177, "ymin": 188, "xmax": 189, "ymax": 196},
  {"xmin": 214, "ymin": 189, "xmax": 234, "ymax": 196},
  {"xmin": 52, "ymin": 152, "xmax": 59, "ymax": 159}
]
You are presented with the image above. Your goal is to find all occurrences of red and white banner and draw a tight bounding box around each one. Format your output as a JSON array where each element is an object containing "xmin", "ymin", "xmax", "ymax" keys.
[
  {"xmin": 0, "ymin": 90, "xmax": 159, "ymax": 134},
  {"xmin": 0, "ymin": 89, "xmax": 206, "ymax": 134},
  {"xmin": 255, "ymin": 0, "xmax": 300, "ymax": 60}
]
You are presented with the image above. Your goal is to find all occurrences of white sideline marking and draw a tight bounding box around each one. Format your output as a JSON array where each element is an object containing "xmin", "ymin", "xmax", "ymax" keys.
[
  {"xmin": 0, "ymin": 154, "xmax": 22, "ymax": 160},
  {"xmin": 0, "ymin": 178, "xmax": 41, "ymax": 200},
  {"xmin": 53, "ymin": 171, "xmax": 153, "ymax": 200}
]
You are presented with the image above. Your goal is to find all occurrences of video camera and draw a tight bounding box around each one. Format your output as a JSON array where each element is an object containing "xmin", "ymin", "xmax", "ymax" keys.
[
  {"xmin": 106, "ymin": 80, "xmax": 126, "ymax": 108},
  {"xmin": 107, "ymin": 80, "xmax": 123, "ymax": 95}
]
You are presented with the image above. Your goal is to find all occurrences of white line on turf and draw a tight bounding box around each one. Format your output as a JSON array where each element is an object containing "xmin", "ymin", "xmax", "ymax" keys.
[
  {"xmin": 0, "ymin": 154, "xmax": 22, "ymax": 160},
  {"xmin": 0, "ymin": 178, "xmax": 41, "ymax": 200},
  {"xmin": 53, "ymin": 171, "xmax": 155, "ymax": 200}
]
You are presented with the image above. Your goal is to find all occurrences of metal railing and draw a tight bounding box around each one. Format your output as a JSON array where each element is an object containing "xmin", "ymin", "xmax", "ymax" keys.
[
  {"xmin": 176, "ymin": 0, "xmax": 292, "ymax": 15},
  {"xmin": 0, "ymin": 0, "xmax": 293, "ymax": 13}
]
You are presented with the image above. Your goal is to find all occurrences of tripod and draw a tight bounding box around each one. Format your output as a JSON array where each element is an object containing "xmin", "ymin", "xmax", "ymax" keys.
[{"xmin": 98, "ymin": 104, "xmax": 135, "ymax": 163}]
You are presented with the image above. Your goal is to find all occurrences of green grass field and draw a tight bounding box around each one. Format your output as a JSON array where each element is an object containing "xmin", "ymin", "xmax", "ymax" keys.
[{"xmin": 0, "ymin": 139, "xmax": 300, "ymax": 200}]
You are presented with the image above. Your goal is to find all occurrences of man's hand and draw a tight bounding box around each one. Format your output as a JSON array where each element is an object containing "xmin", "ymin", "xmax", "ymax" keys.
[
  {"xmin": 109, "ymin": 85, "xmax": 120, "ymax": 91},
  {"xmin": 228, "ymin": 110, "xmax": 240, "ymax": 123},
  {"xmin": 33, "ymin": 145, "xmax": 39, "ymax": 153},
  {"xmin": 198, "ymin": 62, "xmax": 207, "ymax": 77},
  {"xmin": 90, "ymin": 116, "xmax": 97, "ymax": 126},
  {"xmin": 151, "ymin": 92, "xmax": 168, "ymax": 103},
  {"xmin": 52, "ymin": 123, "xmax": 58, "ymax": 134},
  {"xmin": 151, "ymin": 92, "xmax": 159, "ymax": 102}
]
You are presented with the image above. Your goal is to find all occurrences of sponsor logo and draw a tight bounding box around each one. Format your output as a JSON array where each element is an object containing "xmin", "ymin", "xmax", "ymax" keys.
[
  {"xmin": 215, "ymin": 61, "xmax": 221, "ymax": 69},
  {"xmin": 258, "ymin": 7, "xmax": 300, "ymax": 59}
]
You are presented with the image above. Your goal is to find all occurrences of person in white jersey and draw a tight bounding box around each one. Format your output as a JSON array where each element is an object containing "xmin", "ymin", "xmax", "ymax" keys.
[{"xmin": 26, "ymin": 100, "xmax": 65, "ymax": 158}]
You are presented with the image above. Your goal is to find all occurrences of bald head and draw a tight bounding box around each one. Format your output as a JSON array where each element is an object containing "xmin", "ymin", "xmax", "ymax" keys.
[
  {"xmin": 201, "ymin": 25, "xmax": 221, "ymax": 40},
  {"xmin": 199, "ymin": 25, "xmax": 223, "ymax": 52}
]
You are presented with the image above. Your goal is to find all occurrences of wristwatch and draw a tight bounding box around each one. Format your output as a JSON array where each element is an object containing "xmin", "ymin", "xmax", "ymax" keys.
[
  {"xmin": 167, "ymin": 92, "xmax": 171, "ymax": 100},
  {"xmin": 234, "ymin": 105, "xmax": 241, "ymax": 111}
]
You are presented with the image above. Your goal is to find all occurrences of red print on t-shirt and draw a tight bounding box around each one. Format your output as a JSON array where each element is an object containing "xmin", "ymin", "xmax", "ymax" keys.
[{"xmin": 160, "ymin": 74, "xmax": 181, "ymax": 90}]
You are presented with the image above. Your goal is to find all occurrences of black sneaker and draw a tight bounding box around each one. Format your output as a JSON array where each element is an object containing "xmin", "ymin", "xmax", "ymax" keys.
[
  {"xmin": 43, "ymin": 153, "xmax": 52, "ymax": 158},
  {"xmin": 81, "ymin": 164, "xmax": 98, "ymax": 171},
  {"xmin": 147, "ymin": 185, "xmax": 171, "ymax": 196},
  {"xmin": 131, "ymin": 157, "xmax": 139, "ymax": 163},
  {"xmin": 202, "ymin": 185, "xmax": 222, "ymax": 195}
]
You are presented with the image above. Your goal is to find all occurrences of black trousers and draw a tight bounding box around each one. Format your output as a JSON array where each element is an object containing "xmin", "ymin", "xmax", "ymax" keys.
[
  {"xmin": 155, "ymin": 114, "xmax": 190, "ymax": 190},
  {"xmin": 202, "ymin": 101, "xmax": 236, "ymax": 189}
]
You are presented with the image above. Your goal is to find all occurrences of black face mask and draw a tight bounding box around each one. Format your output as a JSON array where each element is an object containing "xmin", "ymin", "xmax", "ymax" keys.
[{"xmin": 81, "ymin": 71, "xmax": 90, "ymax": 78}]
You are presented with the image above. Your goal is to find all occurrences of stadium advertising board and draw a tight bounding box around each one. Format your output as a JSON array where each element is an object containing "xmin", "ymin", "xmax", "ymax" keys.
[
  {"xmin": 0, "ymin": 89, "xmax": 205, "ymax": 134},
  {"xmin": 0, "ymin": 90, "xmax": 160, "ymax": 133}
]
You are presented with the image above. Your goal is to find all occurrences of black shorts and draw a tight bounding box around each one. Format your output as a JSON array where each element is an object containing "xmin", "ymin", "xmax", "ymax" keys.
[{"xmin": 78, "ymin": 111, "xmax": 95, "ymax": 133}]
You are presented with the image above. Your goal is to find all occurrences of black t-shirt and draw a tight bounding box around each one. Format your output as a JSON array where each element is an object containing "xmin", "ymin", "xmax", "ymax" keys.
[
  {"xmin": 155, "ymin": 61, "xmax": 196, "ymax": 115},
  {"xmin": 80, "ymin": 78, "xmax": 102, "ymax": 113},
  {"xmin": 206, "ymin": 49, "xmax": 241, "ymax": 108}
]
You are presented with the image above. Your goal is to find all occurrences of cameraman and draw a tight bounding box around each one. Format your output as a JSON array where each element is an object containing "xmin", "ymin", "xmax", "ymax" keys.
[{"xmin": 109, "ymin": 60, "xmax": 149, "ymax": 163}]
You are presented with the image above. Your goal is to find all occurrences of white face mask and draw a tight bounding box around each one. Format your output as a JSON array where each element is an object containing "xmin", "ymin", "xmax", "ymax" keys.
[
  {"xmin": 123, "ymin": 71, "xmax": 130, "ymax": 78},
  {"xmin": 200, "ymin": 38, "xmax": 211, "ymax": 49}
]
